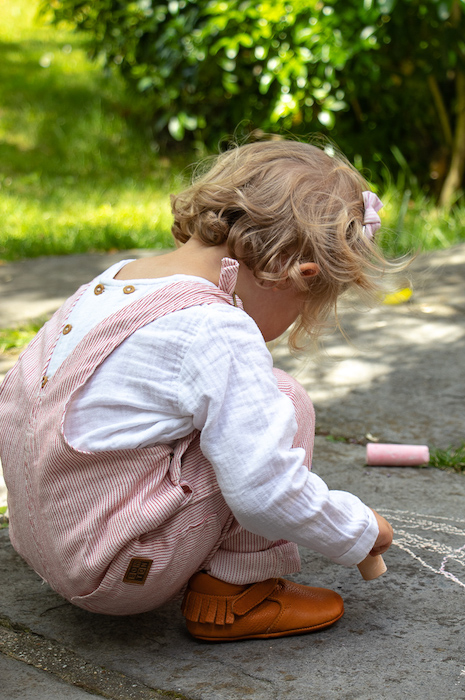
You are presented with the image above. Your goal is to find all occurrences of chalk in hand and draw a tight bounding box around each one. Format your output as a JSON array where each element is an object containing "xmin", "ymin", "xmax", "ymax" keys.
[
  {"xmin": 357, "ymin": 554, "xmax": 387, "ymax": 581},
  {"xmin": 366, "ymin": 443, "xmax": 430, "ymax": 467}
]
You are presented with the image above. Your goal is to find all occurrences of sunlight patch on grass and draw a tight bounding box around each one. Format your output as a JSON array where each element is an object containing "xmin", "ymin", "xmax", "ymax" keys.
[
  {"xmin": 0, "ymin": 0, "xmax": 184, "ymax": 261},
  {"xmin": 378, "ymin": 186, "xmax": 465, "ymax": 257},
  {"xmin": 0, "ymin": 180, "xmax": 175, "ymax": 258}
]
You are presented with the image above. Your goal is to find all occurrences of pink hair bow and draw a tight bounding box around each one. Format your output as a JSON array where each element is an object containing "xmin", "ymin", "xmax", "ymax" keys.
[{"xmin": 362, "ymin": 191, "xmax": 383, "ymax": 240}]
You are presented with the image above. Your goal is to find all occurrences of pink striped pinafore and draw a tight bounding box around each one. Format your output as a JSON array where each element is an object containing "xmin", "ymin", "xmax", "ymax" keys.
[{"xmin": 0, "ymin": 259, "xmax": 311, "ymax": 615}]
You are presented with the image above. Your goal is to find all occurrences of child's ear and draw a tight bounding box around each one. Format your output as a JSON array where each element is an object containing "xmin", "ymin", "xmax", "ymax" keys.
[{"xmin": 299, "ymin": 262, "xmax": 320, "ymax": 278}]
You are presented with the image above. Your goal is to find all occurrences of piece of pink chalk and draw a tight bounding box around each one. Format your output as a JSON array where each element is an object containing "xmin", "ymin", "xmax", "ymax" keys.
[
  {"xmin": 366, "ymin": 443, "xmax": 430, "ymax": 466},
  {"xmin": 357, "ymin": 554, "xmax": 387, "ymax": 580}
]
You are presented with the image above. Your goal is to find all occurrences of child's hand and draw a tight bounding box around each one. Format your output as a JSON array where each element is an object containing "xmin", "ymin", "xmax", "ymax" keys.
[{"xmin": 369, "ymin": 509, "xmax": 394, "ymax": 556}]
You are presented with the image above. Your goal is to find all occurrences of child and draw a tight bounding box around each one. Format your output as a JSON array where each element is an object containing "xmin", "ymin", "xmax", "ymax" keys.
[{"xmin": 0, "ymin": 139, "xmax": 393, "ymax": 642}]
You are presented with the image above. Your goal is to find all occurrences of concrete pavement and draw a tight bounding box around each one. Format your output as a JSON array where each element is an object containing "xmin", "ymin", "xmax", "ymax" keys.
[{"xmin": 1, "ymin": 245, "xmax": 465, "ymax": 699}]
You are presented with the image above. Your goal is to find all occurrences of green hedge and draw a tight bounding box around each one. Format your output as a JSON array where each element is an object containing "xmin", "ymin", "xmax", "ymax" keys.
[
  {"xmin": 42, "ymin": 0, "xmax": 465, "ymax": 203},
  {"xmin": 42, "ymin": 1, "xmax": 379, "ymax": 146}
]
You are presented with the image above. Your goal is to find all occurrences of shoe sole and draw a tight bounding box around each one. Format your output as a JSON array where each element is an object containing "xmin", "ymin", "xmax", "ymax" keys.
[{"xmin": 189, "ymin": 609, "xmax": 344, "ymax": 642}]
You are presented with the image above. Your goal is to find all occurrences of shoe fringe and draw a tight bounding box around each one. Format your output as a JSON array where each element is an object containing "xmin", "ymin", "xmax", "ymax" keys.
[{"xmin": 181, "ymin": 590, "xmax": 235, "ymax": 625}]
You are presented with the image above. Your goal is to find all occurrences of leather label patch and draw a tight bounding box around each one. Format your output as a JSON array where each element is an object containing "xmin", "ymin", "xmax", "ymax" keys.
[{"xmin": 123, "ymin": 558, "xmax": 153, "ymax": 585}]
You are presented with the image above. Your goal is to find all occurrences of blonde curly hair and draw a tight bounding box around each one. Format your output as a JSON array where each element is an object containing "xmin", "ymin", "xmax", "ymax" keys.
[{"xmin": 171, "ymin": 138, "xmax": 393, "ymax": 350}]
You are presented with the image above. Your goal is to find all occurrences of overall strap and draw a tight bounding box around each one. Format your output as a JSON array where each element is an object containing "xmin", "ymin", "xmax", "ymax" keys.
[
  {"xmin": 42, "ymin": 257, "xmax": 242, "ymax": 395},
  {"xmin": 217, "ymin": 257, "xmax": 240, "ymax": 299}
]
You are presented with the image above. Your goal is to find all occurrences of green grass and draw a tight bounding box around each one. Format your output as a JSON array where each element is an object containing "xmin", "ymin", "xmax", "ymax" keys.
[
  {"xmin": 429, "ymin": 443, "xmax": 465, "ymax": 474},
  {"xmin": 376, "ymin": 184, "xmax": 465, "ymax": 258},
  {"xmin": 0, "ymin": 0, "xmax": 186, "ymax": 261},
  {"xmin": 0, "ymin": 506, "xmax": 8, "ymax": 529},
  {"xmin": 0, "ymin": 318, "xmax": 48, "ymax": 354}
]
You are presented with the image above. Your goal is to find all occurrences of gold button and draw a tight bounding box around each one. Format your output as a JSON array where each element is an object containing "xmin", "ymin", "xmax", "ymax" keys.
[
  {"xmin": 123, "ymin": 285, "xmax": 136, "ymax": 294},
  {"xmin": 41, "ymin": 376, "xmax": 48, "ymax": 388},
  {"xmin": 94, "ymin": 284, "xmax": 105, "ymax": 295},
  {"xmin": 63, "ymin": 324, "xmax": 72, "ymax": 335}
]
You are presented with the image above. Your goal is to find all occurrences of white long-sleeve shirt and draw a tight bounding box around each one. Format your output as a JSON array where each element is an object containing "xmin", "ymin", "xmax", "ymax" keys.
[{"xmin": 50, "ymin": 260, "xmax": 378, "ymax": 567}]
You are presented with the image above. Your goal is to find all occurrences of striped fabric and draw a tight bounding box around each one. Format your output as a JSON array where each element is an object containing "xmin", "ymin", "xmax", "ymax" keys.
[
  {"xmin": 0, "ymin": 260, "xmax": 311, "ymax": 615},
  {"xmin": 217, "ymin": 257, "xmax": 243, "ymax": 298}
]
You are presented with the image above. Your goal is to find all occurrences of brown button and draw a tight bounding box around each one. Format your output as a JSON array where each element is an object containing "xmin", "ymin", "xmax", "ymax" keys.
[
  {"xmin": 94, "ymin": 284, "xmax": 105, "ymax": 295},
  {"xmin": 63, "ymin": 324, "xmax": 72, "ymax": 335},
  {"xmin": 123, "ymin": 285, "xmax": 136, "ymax": 294},
  {"xmin": 41, "ymin": 376, "xmax": 48, "ymax": 388}
]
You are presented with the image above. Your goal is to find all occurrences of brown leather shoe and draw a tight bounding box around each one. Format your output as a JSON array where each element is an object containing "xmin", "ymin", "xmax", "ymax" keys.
[{"xmin": 181, "ymin": 572, "xmax": 344, "ymax": 642}]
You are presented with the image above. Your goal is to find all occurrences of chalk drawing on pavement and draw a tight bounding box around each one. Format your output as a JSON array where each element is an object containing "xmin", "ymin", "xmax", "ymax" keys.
[{"xmin": 379, "ymin": 509, "xmax": 465, "ymax": 590}]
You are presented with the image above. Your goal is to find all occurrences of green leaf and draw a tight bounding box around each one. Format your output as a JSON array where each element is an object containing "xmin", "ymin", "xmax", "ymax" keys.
[
  {"xmin": 168, "ymin": 116, "xmax": 185, "ymax": 140},
  {"xmin": 137, "ymin": 76, "xmax": 153, "ymax": 91},
  {"xmin": 317, "ymin": 110, "xmax": 335, "ymax": 128}
]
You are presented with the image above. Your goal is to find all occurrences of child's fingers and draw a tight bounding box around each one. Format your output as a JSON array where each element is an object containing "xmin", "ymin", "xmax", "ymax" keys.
[{"xmin": 369, "ymin": 541, "xmax": 392, "ymax": 556}]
